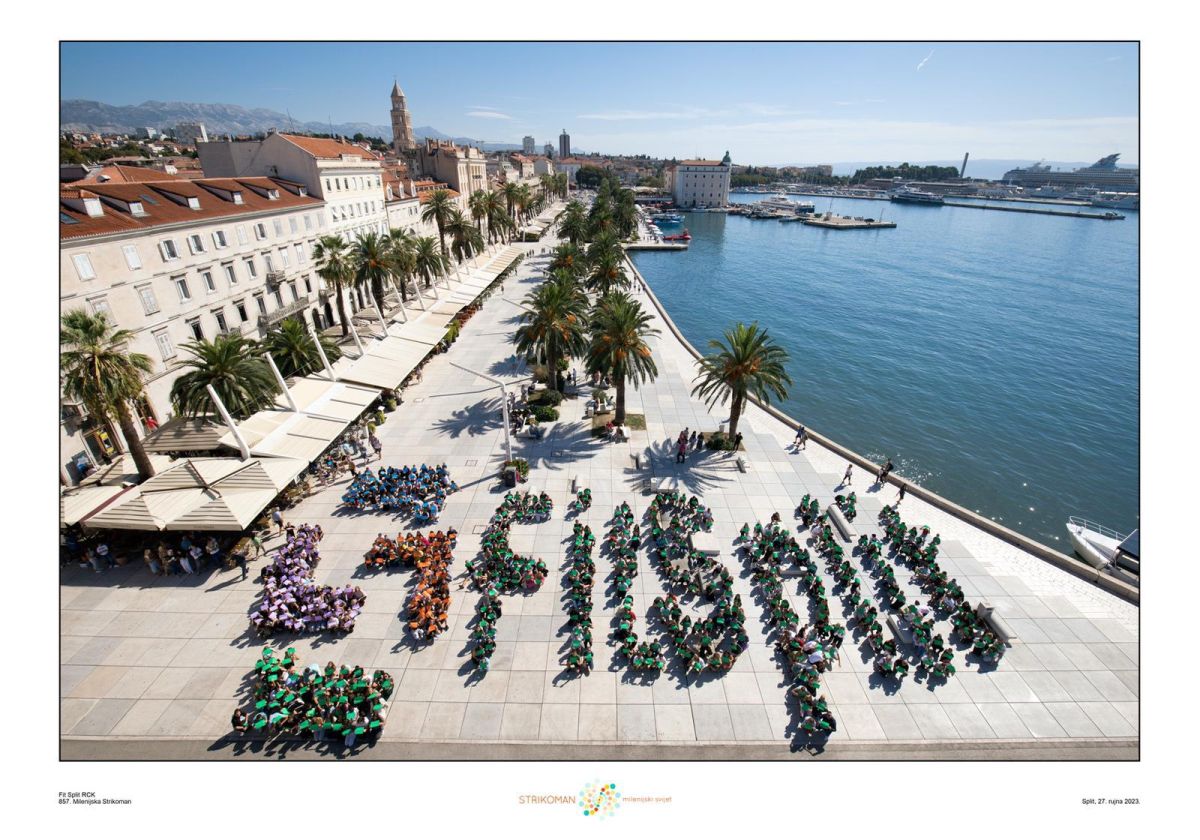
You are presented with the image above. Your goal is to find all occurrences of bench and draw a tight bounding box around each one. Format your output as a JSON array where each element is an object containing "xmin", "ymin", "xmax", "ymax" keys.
[
  {"xmin": 886, "ymin": 612, "xmax": 914, "ymax": 645},
  {"xmin": 974, "ymin": 600, "xmax": 1018, "ymax": 645},
  {"xmin": 735, "ymin": 456, "xmax": 747, "ymax": 473},
  {"xmin": 689, "ymin": 531, "xmax": 720, "ymax": 557},
  {"xmin": 826, "ymin": 504, "xmax": 857, "ymax": 542},
  {"xmin": 571, "ymin": 475, "xmax": 579, "ymax": 493},
  {"xmin": 632, "ymin": 452, "xmax": 641, "ymax": 470}
]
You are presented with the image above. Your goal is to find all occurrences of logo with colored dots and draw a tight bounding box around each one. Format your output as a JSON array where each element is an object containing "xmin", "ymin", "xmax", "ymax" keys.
[{"xmin": 579, "ymin": 781, "xmax": 621, "ymax": 819}]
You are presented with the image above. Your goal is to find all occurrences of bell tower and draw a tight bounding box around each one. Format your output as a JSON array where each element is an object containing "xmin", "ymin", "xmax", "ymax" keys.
[{"xmin": 390, "ymin": 79, "xmax": 416, "ymax": 154}]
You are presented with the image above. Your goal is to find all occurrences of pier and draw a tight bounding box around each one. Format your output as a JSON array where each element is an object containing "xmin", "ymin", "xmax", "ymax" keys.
[
  {"xmin": 801, "ymin": 214, "xmax": 897, "ymax": 230},
  {"xmin": 942, "ymin": 201, "xmax": 1125, "ymax": 220},
  {"xmin": 626, "ymin": 241, "xmax": 689, "ymax": 251}
]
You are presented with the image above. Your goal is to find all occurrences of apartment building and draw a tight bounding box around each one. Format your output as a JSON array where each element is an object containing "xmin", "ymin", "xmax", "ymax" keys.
[{"xmin": 59, "ymin": 175, "xmax": 327, "ymax": 483}]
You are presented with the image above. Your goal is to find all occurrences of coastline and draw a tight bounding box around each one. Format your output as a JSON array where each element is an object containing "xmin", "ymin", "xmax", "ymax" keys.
[{"xmin": 623, "ymin": 252, "xmax": 1139, "ymax": 605}]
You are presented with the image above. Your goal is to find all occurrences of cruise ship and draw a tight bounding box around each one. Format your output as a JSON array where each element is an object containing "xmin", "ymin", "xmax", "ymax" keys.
[
  {"xmin": 889, "ymin": 187, "xmax": 945, "ymax": 205},
  {"xmin": 1002, "ymin": 154, "xmax": 1139, "ymax": 192}
]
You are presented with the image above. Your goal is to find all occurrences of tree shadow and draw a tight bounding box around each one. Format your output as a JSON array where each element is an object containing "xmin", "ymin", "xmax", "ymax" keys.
[{"xmin": 431, "ymin": 397, "xmax": 504, "ymax": 439}]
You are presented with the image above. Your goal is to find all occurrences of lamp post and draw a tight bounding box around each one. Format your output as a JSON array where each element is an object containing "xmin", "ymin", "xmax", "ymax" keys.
[{"xmin": 449, "ymin": 361, "xmax": 518, "ymax": 464}]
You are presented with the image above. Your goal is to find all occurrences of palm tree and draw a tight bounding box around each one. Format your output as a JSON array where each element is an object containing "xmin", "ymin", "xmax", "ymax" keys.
[
  {"xmin": 170, "ymin": 333, "xmax": 278, "ymax": 420},
  {"xmin": 514, "ymin": 275, "xmax": 589, "ymax": 392},
  {"xmin": 615, "ymin": 190, "xmax": 638, "ymax": 239},
  {"xmin": 444, "ymin": 209, "xmax": 484, "ymax": 265},
  {"xmin": 549, "ymin": 243, "xmax": 586, "ymax": 279},
  {"xmin": 691, "ymin": 322, "xmax": 792, "ymax": 440},
  {"xmin": 312, "ymin": 234, "xmax": 353, "ymax": 337},
  {"xmin": 481, "ymin": 190, "xmax": 508, "ymax": 244},
  {"xmin": 350, "ymin": 230, "xmax": 394, "ymax": 313},
  {"xmin": 501, "ymin": 181, "xmax": 522, "ymax": 223},
  {"xmin": 386, "ymin": 228, "xmax": 416, "ymax": 302},
  {"xmin": 585, "ymin": 251, "xmax": 630, "ymax": 297},
  {"xmin": 420, "ymin": 189, "xmax": 457, "ymax": 257},
  {"xmin": 587, "ymin": 292, "xmax": 659, "ymax": 426},
  {"xmin": 261, "ymin": 317, "xmax": 343, "ymax": 378},
  {"xmin": 515, "ymin": 184, "xmax": 533, "ymax": 223},
  {"xmin": 60, "ymin": 310, "xmax": 157, "ymax": 480},
  {"xmin": 558, "ymin": 200, "xmax": 588, "ymax": 246},
  {"xmin": 411, "ymin": 235, "xmax": 448, "ymax": 288},
  {"xmin": 468, "ymin": 190, "xmax": 490, "ymax": 240}
]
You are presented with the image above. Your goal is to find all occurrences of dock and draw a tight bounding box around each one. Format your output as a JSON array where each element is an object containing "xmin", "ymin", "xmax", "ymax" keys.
[
  {"xmin": 801, "ymin": 214, "xmax": 897, "ymax": 230},
  {"xmin": 942, "ymin": 201, "xmax": 1124, "ymax": 220},
  {"xmin": 626, "ymin": 241, "xmax": 688, "ymax": 251}
]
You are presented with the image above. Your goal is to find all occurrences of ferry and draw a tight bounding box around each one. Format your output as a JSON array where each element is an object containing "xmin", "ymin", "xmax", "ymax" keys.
[
  {"xmin": 650, "ymin": 212, "xmax": 684, "ymax": 223},
  {"xmin": 890, "ymin": 187, "xmax": 945, "ymax": 205},
  {"xmin": 1066, "ymin": 517, "xmax": 1140, "ymax": 587},
  {"xmin": 1090, "ymin": 192, "xmax": 1140, "ymax": 211}
]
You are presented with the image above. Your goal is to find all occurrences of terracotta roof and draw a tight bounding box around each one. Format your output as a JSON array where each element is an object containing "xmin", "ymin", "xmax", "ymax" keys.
[
  {"xmin": 417, "ymin": 188, "xmax": 460, "ymax": 204},
  {"xmin": 679, "ymin": 159, "xmax": 726, "ymax": 166},
  {"xmin": 277, "ymin": 133, "xmax": 380, "ymax": 161},
  {"xmin": 76, "ymin": 164, "xmax": 189, "ymax": 185},
  {"xmin": 60, "ymin": 176, "xmax": 322, "ymax": 241}
]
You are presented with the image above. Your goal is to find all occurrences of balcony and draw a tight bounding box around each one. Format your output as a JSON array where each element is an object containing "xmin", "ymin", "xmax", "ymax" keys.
[
  {"xmin": 265, "ymin": 270, "xmax": 287, "ymax": 289},
  {"xmin": 257, "ymin": 294, "xmax": 311, "ymax": 328}
]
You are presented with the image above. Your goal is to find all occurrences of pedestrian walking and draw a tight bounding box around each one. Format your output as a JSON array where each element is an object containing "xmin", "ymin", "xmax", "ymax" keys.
[
  {"xmin": 250, "ymin": 531, "xmax": 265, "ymax": 558},
  {"xmin": 271, "ymin": 507, "xmax": 285, "ymax": 534},
  {"xmin": 842, "ymin": 463, "xmax": 853, "ymax": 486},
  {"xmin": 676, "ymin": 440, "xmax": 687, "ymax": 464},
  {"xmin": 369, "ymin": 433, "xmax": 382, "ymax": 461},
  {"xmin": 235, "ymin": 550, "xmax": 249, "ymax": 580},
  {"xmin": 794, "ymin": 425, "xmax": 808, "ymax": 451},
  {"xmin": 688, "ymin": 430, "xmax": 698, "ymax": 450},
  {"xmin": 897, "ymin": 483, "xmax": 907, "ymax": 506},
  {"xmin": 733, "ymin": 432, "xmax": 744, "ymax": 450}
]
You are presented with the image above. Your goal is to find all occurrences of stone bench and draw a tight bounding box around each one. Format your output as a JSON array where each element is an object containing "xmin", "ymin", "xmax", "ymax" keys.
[
  {"xmin": 632, "ymin": 452, "xmax": 641, "ymax": 470},
  {"xmin": 571, "ymin": 475, "xmax": 579, "ymax": 493},
  {"xmin": 975, "ymin": 600, "xmax": 1018, "ymax": 645},
  {"xmin": 886, "ymin": 612, "xmax": 914, "ymax": 645},
  {"xmin": 736, "ymin": 456, "xmax": 747, "ymax": 473},
  {"xmin": 689, "ymin": 531, "xmax": 720, "ymax": 557},
  {"xmin": 827, "ymin": 504, "xmax": 857, "ymax": 542}
]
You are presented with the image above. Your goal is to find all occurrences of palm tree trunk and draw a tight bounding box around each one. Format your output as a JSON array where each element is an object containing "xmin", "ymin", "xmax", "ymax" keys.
[
  {"xmin": 116, "ymin": 400, "xmax": 156, "ymax": 480},
  {"xmin": 334, "ymin": 280, "xmax": 350, "ymax": 337},
  {"xmin": 372, "ymin": 278, "xmax": 386, "ymax": 313},
  {"xmin": 615, "ymin": 374, "xmax": 626, "ymax": 426},
  {"xmin": 728, "ymin": 393, "xmax": 744, "ymax": 439}
]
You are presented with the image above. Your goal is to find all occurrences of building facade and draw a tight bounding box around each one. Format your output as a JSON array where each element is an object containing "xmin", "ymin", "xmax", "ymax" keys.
[
  {"xmin": 59, "ymin": 176, "xmax": 328, "ymax": 483},
  {"xmin": 522, "ymin": 136, "xmax": 535, "ymax": 154},
  {"xmin": 174, "ymin": 123, "xmax": 208, "ymax": 144},
  {"xmin": 197, "ymin": 132, "xmax": 388, "ymax": 241},
  {"xmin": 558, "ymin": 129, "xmax": 571, "ymax": 159},
  {"xmin": 416, "ymin": 138, "xmax": 488, "ymax": 196},
  {"xmin": 669, "ymin": 152, "xmax": 732, "ymax": 207}
]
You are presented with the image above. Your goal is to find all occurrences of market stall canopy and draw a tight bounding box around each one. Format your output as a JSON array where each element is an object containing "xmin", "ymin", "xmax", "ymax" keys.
[
  {"xmin": 77, "ymin": 452, "xmax": 175, "ymax": 486},
  {"xmin": 141, "ymin": 417, "xmax": 232, "ymax": 454},
  {"xmin": 82, "ymin": 456, "xmax": 305, "ymax": 532}
]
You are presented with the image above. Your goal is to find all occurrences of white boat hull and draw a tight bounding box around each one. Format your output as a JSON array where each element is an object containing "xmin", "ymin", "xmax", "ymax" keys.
[{"xmin": 1067, "ymin": 522, "xmax": 1121, "ymax": 569}]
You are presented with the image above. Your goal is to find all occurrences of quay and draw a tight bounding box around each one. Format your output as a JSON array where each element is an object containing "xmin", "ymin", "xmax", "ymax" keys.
[
  {"xmin": 942, "ymin": 201, "xmax": 1125, "ymax": 220},
  {"xmin": 626, "ymin": 241, "xmax": 689, "ymax": 251},
  {"xmin": 802, "ymin": 214, "xmax": 897, "ymax": 230}
]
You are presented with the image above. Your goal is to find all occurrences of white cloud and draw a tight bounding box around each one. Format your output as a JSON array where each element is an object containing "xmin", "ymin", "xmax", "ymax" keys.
[
  {"xmin": 466, "ymin": 110, "xmax": 514, "ymax": 120},
  {"xmin": 917, "ymin": 49, "xmax": 935, "ymax": 71},
  {"xmin": 577, "ymin": 107, "xmax": 728, "ymax": 121}
]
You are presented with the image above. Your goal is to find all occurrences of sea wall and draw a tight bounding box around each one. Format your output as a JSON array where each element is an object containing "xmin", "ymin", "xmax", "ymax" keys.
[{"xmin": 624, "ymin": 253, "xmax": 1139, "ymax": 605}]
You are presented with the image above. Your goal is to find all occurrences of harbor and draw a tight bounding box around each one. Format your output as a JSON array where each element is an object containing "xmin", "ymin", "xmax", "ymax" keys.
[
  {"xmin": 942, "ymin": 200, "xmax": 1125, "ymax": 220},
  {"xmin": 801, "ymin": 213, "xmax": 897, "ymax": 230}
]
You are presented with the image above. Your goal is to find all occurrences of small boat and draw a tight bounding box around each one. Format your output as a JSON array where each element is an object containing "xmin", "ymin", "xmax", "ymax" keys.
[
  {"xmin": 690, "ymin": 205, "xmax": 709, "ymax": 212},
  {"xmin": 663, "ymin": 229, "xmax": 692, "ymax": 241},
  {"xmin": 1066, "ymin": 516, "xmax": 1140, "ymax": 586}
]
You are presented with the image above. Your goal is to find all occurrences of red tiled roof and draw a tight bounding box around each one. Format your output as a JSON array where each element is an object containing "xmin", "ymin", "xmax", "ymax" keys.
[
  {"xmin": 417, "ymin": 187, "xmax": 460, "ymax": 204},
  {"xmin": 60, "ymin": 176, "xmax": 322, "ymax": 241},
  {"xmin": 679, "ymin": 159, "xmax": 725, "ymax": 166},
  {"xmin": 76, "ymin": 164, "xmax": 189, "ymax": 185},
  {"xmin": 277, "ymin": 133, "xmax": 380, "ymax": 160}
]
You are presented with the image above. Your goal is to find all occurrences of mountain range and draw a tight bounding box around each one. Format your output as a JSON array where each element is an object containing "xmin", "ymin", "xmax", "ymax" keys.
[{"xmin": 60, "ymin": 99, "xmax": 522, "ymax": 152}]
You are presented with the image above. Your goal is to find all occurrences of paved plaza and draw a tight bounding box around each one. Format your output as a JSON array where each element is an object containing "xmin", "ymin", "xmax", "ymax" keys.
[{"xmin": 61, "ymin": 236, "xmax": 1139, "ymax": 758}]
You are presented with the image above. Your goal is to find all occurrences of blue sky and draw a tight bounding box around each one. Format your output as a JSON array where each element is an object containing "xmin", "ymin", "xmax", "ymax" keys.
[{"xmin": 61, "ymin": 42, "xmax": 1138, "ymax": 165}]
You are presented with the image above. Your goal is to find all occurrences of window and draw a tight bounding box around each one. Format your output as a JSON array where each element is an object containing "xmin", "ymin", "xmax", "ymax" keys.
[
  {"xmin": 72, "ymin": 253, "xmax": 96, "ymax": 281},
  {"xmin": 174, "ymin": 276, "xmax": 191, "ymax": 302},
  {"xmin": 279, "ymin": 248, "xmax": 290, "ymax": 268},
  {"xmin": 137, "ymin": 285, "xmax": 160, "ymax": 315},
  {"xmin": 254, "ymin": 294, "xmax": 267, "ymax": 315},
  {"xmin": 295, "ymin": 243, "xmax": 307, "ymax": 264},
  {"xmin": 122, "ymin": 244, "xmax": 142, "ymax": 271},
  {"xmin": 213, "ymin": 309, "xmax": 228, "ymax": 333},
  {"xmin": 243, "ymin": 257, "xmax": 258, "ymax": 279},
  {"xmin": 236, "ymin": 224, "xmax": 248, "ymax": 245},
  {"xmin": 303, "ymin": 275, "xmax": 312, "ymax": 294},
  {"xmin": 223, "ymin": 263, "xmax": 237, "ymax": 286},
  {"xmin": 87, "ymin": 295, "xmax": 111, "ymax": 317},
  {"xmin": 201, "ymin": 270, "xmax": 216, "ymax": 293},
  {"xmin": 187, "ymin": 233, "xmax": 206, "ymax": 255},
  {"xmin": 212, "ymin": 229, "xmax": 229, "ymax": 249},
  {"xmin": 154, "ymin": 330, "xmax": 174, "ymax": 361},
  {"xmin": 263, "ymin": 253, "xmax": 276, "ymax": 273},
  {"xmin": 254, "ymin": 222, "xmax": 267, "ymax": 240},
  {"xmin": 234, "ymin": 299, "xmax": 249, "ymax": 322},
  {"xmin": 304, "ymin": 214, "xmax": 312, "ymax": 231},
  {"xmin": 272, "ymin": 219, "xmax": 283, "ymax": 236},
  {"xmin": 159, "ymin": 239, "xmax": 180, "ymax": 261},
  {"xmin": 273, "ymin": 287, "xmax": 285, "ymax": 308},
  {"xmin": 288, "ymin": 280, "xmax": 299, "ymax": 301},
  {"xmin": 288, "ymin": 217, "xmax": 298, "ymax": 234},
  {"xmin": 186, "ymin": 318, "xmax": 204, "ymax": 341}
]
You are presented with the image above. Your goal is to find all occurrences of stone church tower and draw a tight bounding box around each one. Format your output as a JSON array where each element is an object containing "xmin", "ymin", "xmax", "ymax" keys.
[{"xmin": 390, "ymin": 79, "xmax": 416, "ymax": 154}]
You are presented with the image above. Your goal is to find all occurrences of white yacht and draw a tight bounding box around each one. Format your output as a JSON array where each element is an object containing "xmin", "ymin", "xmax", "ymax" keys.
[{"xmin": 1066, "ymin": 517, "xmax": 1140, "ymax": 586}]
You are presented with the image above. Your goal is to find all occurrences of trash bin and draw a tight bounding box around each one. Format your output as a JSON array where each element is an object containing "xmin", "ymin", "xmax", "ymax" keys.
[{"xmin": 503, "ymin": 467, "xmax": 518, "ymax": 488}]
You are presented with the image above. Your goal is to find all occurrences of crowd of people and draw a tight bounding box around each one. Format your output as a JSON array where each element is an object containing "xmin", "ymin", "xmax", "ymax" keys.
[
  {"xmin": 606, "ymin": 502, "xmax": 641, "ymax": 597},
  {"xmin": 564, "ymin": 523, "xmax": 596, "ymax": 674},
  {"xmin": 340, "ymin": 464, "xmax": 457, "ymax": 523},
  {"xmin": 249, "ymin": 525, "xmax": 367, "ymax": 636},
  {"xmin": 570, "ymin": 487, "xmax": 592, "ymax": 513},
  {"xmin": 467, "ymin": 491, "xmax": 552, "ymax": 594},
  {"xmin": 834, "ymin": 491, "xmax": 858, "ymax": 521},
  {"xmin": 403, "ymin": 530, "xmax": 455, "ymax": 641},
  {"xmin": 469, "ymin": 591, "xmax": 502, "ymax": 673},
  {"xmin": 60, "ymin": 527, "xmax": 232, "ymax": 577},
  {"xmin": 230, "ymin": 647, "xmax": 391, "ymax": 746},
  {"xmin": 364, "ymin": 528, "xmax": 458, "ymax": 570}
]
